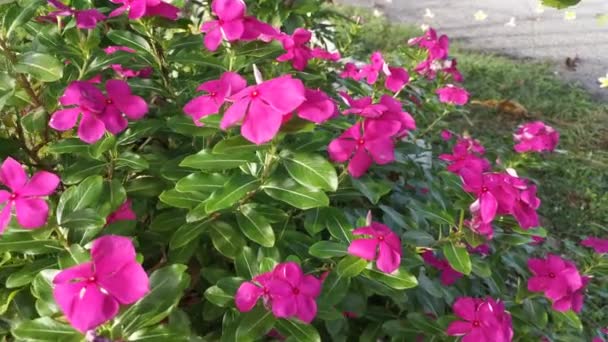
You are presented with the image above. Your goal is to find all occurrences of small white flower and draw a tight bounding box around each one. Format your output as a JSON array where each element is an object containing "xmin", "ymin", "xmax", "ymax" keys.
[
  {"xmin": 564, "ymin": 11, "xmax": 576, "ymax": 21},
  {"xmin": 505, "ymin": 17, "xmax": 516, "ymax": 27},
  {"xmin": 474, "ymin": 10, "xmax": 488, "ymax": 21},
  {"xmin": 373, "ymin": 9, "xmax": 383, "ymax": 17},
  {"xmin": 424, "ymin": 8, "xmax": 435, "ymax": 19},
  {"xmin": 598, "ymin": 73, "xmax": 608, "ymax": 88},
  {"xmin": 420, "ymin": 23, "xmax": 430, "ymax": 32}
]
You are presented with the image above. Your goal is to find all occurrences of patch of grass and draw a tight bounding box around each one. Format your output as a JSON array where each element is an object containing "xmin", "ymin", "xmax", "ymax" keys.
[{"xmin": 333, "ymin": 5, "xmax": 608, "ymax": 237}]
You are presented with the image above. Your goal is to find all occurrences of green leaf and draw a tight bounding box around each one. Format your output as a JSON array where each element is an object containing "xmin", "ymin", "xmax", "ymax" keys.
[
  {"xmin": 308, "ymin": 241, "xmax": 348, "ymax": 259},
  {"xmin": 127, "ymin": 326, "xmax": 189, "ymax": 342},
  {"xmin": 282, "ymin": 151, "xmax": 337, "ymax": 191},
  {"xmin": 150, "ymin": 210, "xmax": 186, "ymax": 233},
  {"xmin": 160, "ymin": 189, "xmax": 205, "ymax": 209},
  {"xmin": 114, "ymin": 264, "xmax": 191, "ymax": 336},
  {"xmin": 362, "ymin": 268, "xmax": 418, "ymax": 290},
  {"xmin": 203, "ymin": 285, "xmax": 233, "ymax": 307},
  {"xmin": 61, "ymin": 208, "xmax": 105, "ymax": 230},
  {"xmin": 89, "ymin": 134, "xmax": 116, "ymax": 159},
  {"xmin": 116, "ymin": 152, "xmax": 150, "ymax": 170},
  {"xmin": 443, "ymin": 242, "xmax": 472, "ymax": 275},
  {"xmin": 47, "ymin": 138, "xmax": 90, "ymax": 155},
  {"xmin": 126, "ymin": 177, "xmax": 166, "ymax": 198},
  {"xmin": 318, "ymin": 271, "xmax": 350, "ymax": 305},
  {"xmin": 176, "ymin": 173, "xmax": 227, "ymax": 193},
  {"xmin": 167, "ymin": 116, "xmax": 216, "ymax": 137},
  {"xmin": 275, "ymin": 319, "xmax": 321, "ymax": 342},
  {"xmin": 262, "ymin": 177, "xmax": 329, "ymax": 210},
  {"xmin": 237, "ymin": 204, "xmax": 275, "ymax": 247},
  {"xmin": 12, "ymin": 317, "xmax": 80, "ymax": 342},
  {"xmin": 0, "ymin": 233, "xmax": 63, "ymax": 254},
  {"xmin": 321, "ymin": 207, "xmax": 353, "ymax": 243},
  {"xmin": 337, "ymin": 255, "xmax": 368, "ymax": 278},
  {"xmin": 235, "ymin": 246, "xmax": 258, "ymax": 279},
  {"xmin": 62, "ymin": 160, "xmax": 106, "ymax": 185},
  {"xmin": 236, "ymin": 306, "xmax": 276, "ymax": 340},
  {"xmin": 552, "ymin": 310, "xmax": 583, "ymax": 331},
  {"xmin": 56, "ymin": 175, "xmax": 104, "ymax": 223},
  {"xmin": 6, "ymin": 258, "xmax": 56, "ymax": 288},
  {"xmin": 205, "ymin": 176, "xmax": 259, "ymax": 213},
  {"xmin": 209, "ymin": 221, "xmax": 246, "ymax": 259},
  {"xmin": 180, "ymin": 149, "xmax": 255, "ymax": 171},
  {"xmin": 107, "ymin": 30, "xmax": 154, "ymax": 63},
  {"xmin": 31, "ymin": 269, "xmax": 60, "ymax": 316},
  {"xmin": 5, "ymin": 0, "xmax": 45, "ymax": 38},
  {"xmin": 15, "ymin": 52, "xmax": 63, "ymax": 82},
  {"xmin": 213, "ymin": 136, "xmax": 268, "ymax": 154},
  {"xmin": 169, "ymin": 218, "xmax": 213, "ymax": 250},
  {"xmin": 351, "ymin": 176, "xmax": 391, "ymax": 204},
  {"xmin": 541, "ymin": 0, "xmax": 580, "ymax": 9}
]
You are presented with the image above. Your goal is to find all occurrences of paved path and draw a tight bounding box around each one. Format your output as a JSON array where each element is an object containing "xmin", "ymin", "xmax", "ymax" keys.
[{"xmin": 336, "ymin": 0, "xmax": 608, "ymax": 100}]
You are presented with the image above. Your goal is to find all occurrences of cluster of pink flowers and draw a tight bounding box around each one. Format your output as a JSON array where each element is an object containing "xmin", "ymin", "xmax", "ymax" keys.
[
  {"xmin": 441, "ymin": 137, "xmax": 541, "ymax": 238},
  {"xmin": 513, "ymin": 121, "xmax": 559, "ymax": 153},
  {"xmin": 50, "ymin": 80, "xmax": 148, "ymax": 143},
  {"xmin": 0, "ymin": 158, "xmax": 60, "ymax": 233},
  {"xmin": 40, "ymin": 0, "xmax": 106, "ymax": 29},
  {"xmin": 103, "ymin": 45, "xmax": 153, "ymax": 79},
  {"xmin": 347, "ymin": 222, "xmax": 402, "ymax": 273},
  {"xmin": 106, "ymin": 199, "xmax": 136, "ymax": 225},
  {"xmin": 184, "ymin": 71, "xmax": 336, "ymax": 144},
  {"xmin": 328, "ymin": 93, "xmax": 415, "ymax": 177},
  {"xmin": 581, "ymin": 237, "xmax": 608, "ymax": 254},
  {"xmin": 53, "ymin": 235, "xmax": 149, "ymax": 332},
  {"xmin": 527, "ymin": 254, "xmax": 587, "ymax": 313},
  {"xmin": 340, "ymin": 52, "xmax": 410, "ymax": 93},
  {"xmin": 446, "ymin": 297, "xmax": 513, "ymax": 342},
  {"xmin": 421, "ymin": 250, "xmax": 463, "ymax": 285},
  {"xmin": 109, "ymin": 0, "xmax": 179, "ymax": 20},
  {"xmin": 277, "ymin": 28, "xmax": 341, "ymax": 70},
  {"xmin": 201, "ymin": 0, "xmax": 278, "ymax": 51},
  {"xmin": 235, "ymin": 262, "xmax": 322, "ymax": 323}
]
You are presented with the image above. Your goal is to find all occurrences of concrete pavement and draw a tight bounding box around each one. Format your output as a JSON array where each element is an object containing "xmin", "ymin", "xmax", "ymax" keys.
[{"xmin": 336, "ymin": 0, "xmax": 608, "ymax": 100}]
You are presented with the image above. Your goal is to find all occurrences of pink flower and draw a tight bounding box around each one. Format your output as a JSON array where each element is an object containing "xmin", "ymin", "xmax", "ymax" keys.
[
  {"xmin": 144, "ymin": 1, "xmax": 180, "ymax": 20},
  {"xmin": 552, "ymin": 276, "xmax": 588, "ymax": 313},
  {"xmin": 311, "ymin": 48, "xmax": 341, "ymax": 62},
  {"xmin": 0, "ymin": 158, "xmax": 60, "ymax": 233},
  {"xmin": 409, "ymin": 28, "xmax": 450, "ymax": 60},
  {"xmin": 511, "ymin": 184, "xmax": 540, "ymax": 229},
  {"xmin": 513, "ymin": 121, "xmax": 559, "ymax": 153},
  {"xmin": 50, "ymin": 80, "xmax": 148, "ymax": 143},
  {"xmin": 446, "ymin": 297, "xmax": 513, "ymax": 342},
  {"xmin": 443, "ymin": 58, "xmax": 464, "ymax": 82},
  {"xmin": 422, "ymin": 251, "xmax": 463, "ymax": 285},
  {"xmin": 235, "ymin": 263, "xmax": 322, "ymax": 324},
  {"xmin": 527, "ymin": 255, "xmax": 584, "ymax": 310},
  {"xmin": 581, "ymin": 237, "xmax": 608, "ymax": 254},
  {"xmin": 106, "ymin": 199, "xmax": 136, "ymax": 225},
  {"xmin": 241, "ymin": 17, "xmax": 279, "ymax": 41},
  {"xmin": 340, "ymin": 63, "xmax": 360, "ymax": 79},
  {"xmin": 358, "ymin": 52, "xmax": 385, "ymax": 84},
  {"xmin": 295, "ymin": 88, "xmax": 337, "ymax": 124},
  {"xmin": 384, "ymin": 66, "xmax": 409, "ymax": 93},
  {"xmin": 110, "ymin": 64, "xmax": 153, "ymax": 79},
  {"xmin": 268, "ymin": 262, "xmax": 322, "ymax": 323},
  {"xmin": 43, "ymin": 0, "xmax": 105, "ymax": 29},
  {"xmin": 184, "ymin": 72, "xmax": 246, "ymax": 126},
  {"xmin": 467, "ymin": 243, "xmax": 491, "ymax": 256},
  {"xmin": 530, "ymin": 235, "xmax": 545, "ymax": 245},
  {"xmin": 441, "ymin": 130, "xmax": 453, "ymax": 141},
  {"xmin": 53, "ymin": 235, "xmax": 149, "ymax": 332},
  {"xmin": 328, "ymin": 120, "xmax": 400, "ymax": 178},
  {"xmin": 340, "ymin": 92, "xmax": 387, "ymax": 118},
  {"xmin": 109, "ymin": 0, "xmax": 179, "ymax": 20},
  {"xmin": 436, "ymin": 84, "xmax": 469, "ymax": 105},
  {"xmin": 200, "ymin": 0, "xmax": 247, "ymax": 51},
  {"xmin": 103, "ymin": 46, "xmax": 136, "ymax": 54},
  {"xmin": 376, "ymin": 95, "xmax": 416, "ymax": 136},
  {"xmin": 235, "ymin": 272, "xmax": 273, "ymax": 312},
  {"xmin": 348, "ymin": 222, "xmax": 402, "ymax": 273},
  {"xmin": 276, "ymin": 28, "xmax": 314, "ymax": 71},
  {"xmin": 221, "ymin": 75, "xmax": 306, "ymax": 145}
]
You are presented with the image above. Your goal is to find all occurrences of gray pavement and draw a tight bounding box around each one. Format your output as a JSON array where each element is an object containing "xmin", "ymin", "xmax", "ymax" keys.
[{"xmin": 336, "ymin": 0, "xmax": 608, "ymax": 100}]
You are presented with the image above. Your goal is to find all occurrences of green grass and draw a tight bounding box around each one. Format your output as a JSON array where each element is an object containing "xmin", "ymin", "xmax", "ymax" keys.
[{"xmin": 333, "ymin": 5, "xmax": 608, "ymax": 238}]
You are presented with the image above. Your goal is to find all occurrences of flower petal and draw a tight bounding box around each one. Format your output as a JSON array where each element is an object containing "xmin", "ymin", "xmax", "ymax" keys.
[
  {"xmin": 221, "ymin": 20, "xmax": 245, "ymax": 41},
  {"xmin": 53, "ymin": 262, "xmax": 94, "ymax": 284},
  {"xmin": 220, "ymin": 99, "xmax": 249, "ymax": 129},
  {"xmin": 235, "ymin": 281, "xmax": 263, "ymax": 312},
  {"xmin": 300, "ymin": 275, "xmax": 322, "ymax": 297},
  {"xmin": 49, "ymin": 108, "xmax": 81, "ymax": 131},
  {"xmin": 452, "ymin": 297, "xmax": 477, "ymax": 321},
  {"xmin": 376, "ymin": 241, "xmax": 401, "ymax": 273},
  {"xmin": 0, "ymin": 203, "xmax": 13, "ymax": 234},
  {"xmin": 259, "ymin": 76, "xmax": 306, "ymax": 114},
  {"xmin": 273, "ymin": 262, "xmax": 303, "ymax": 288},
  {"xmin": 20, "ymin": 171, "xmax": 60, "ymax": 197},
  {"xmin": 212, "ymin": 0, "xmax": 245, "ymax": 21},
  {"xmin": 271, "ymin": 295, "xmax": 297, "ymax": 319},
  {"xmin": 53, "ymin": 282, "xmax": 119, "ymax": 333},
  {"xmin": 295, "ymin": 295, "xmax": 317, "ymax": 323},
  {"xmin": 0, "ymin": 157, "xmax": 27, "ymax": 192},
  {"xmin": 78, "ymin": 114, "xmax": 106, "ymax": 144},
  {"xmin": 347, "ymin": 238, "xmax": 378, "ymax": 261},
  {"xmin": 184, "ymin": 95, "xmax": 221, "ymax": 122},
  {"xmin": 446, "ymin": 321, "xmax": 472, "ymax": 336},
  {"xmin": 15, "ymin": 198, "xmax": 49, "ymax": 229},
  {"xmin": 100, "ymin": 105, "xmax": 128, "ymax": 134},
  {"xmin": 106, "ymin": 80, "xmax": 148, "ymax": 120},
  {"xmin": 97, "ymin": 261, "xmax": 149, "ymax": 304},
  {"xmin": 328, "ymin": 137, "xmax": 356, "ymax": 163},
  {"xmin": 91, "ymin": 235, "xmax": 137, "ymax": 276},
  {"xmin": 241, "ymin": 100, "xmax": 282, "ymax": 145},
  {"xmin": 347, "ymin": 147, "xmax": 373, "ymax": 178}
]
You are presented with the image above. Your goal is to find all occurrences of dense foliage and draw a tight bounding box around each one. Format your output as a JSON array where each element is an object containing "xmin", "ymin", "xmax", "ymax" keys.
[{"xmin": 0, "ymin": 0, "xmax": 606, "ymax": 341}]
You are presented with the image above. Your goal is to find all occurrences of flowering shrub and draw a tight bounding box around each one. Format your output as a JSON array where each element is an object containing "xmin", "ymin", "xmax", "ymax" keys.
[{"xmin": 0, "ymin": 0, "xmax": 606, "ymax": 341}]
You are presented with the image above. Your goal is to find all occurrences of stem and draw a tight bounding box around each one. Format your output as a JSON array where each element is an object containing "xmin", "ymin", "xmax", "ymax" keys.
[{"xmin": 418, "ymin": 109, "xmax": 450, "ymax": 138}]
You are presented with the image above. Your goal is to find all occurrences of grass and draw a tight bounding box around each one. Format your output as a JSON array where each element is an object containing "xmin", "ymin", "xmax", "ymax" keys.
[{"xmin": 332, "ymin": 5, "xmax": 608, "ymax": 239}]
